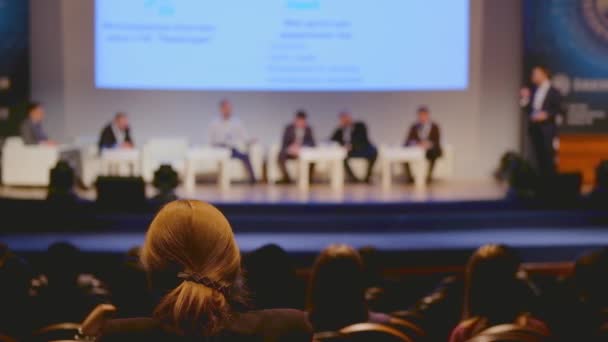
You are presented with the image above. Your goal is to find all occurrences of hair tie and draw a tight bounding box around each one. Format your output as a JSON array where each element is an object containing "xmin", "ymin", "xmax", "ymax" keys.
[{"xmin": 177, "ymin": 272, "xmax": 229, "ymax": 295}]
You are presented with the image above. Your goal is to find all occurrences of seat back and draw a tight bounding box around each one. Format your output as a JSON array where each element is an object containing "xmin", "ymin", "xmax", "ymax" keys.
[
  {"xmin": 387, "ymin": 317, "xmax": 426, "ymax": 341},
  {"xmin": 466, "ymin": 324, "xmax": 550, "ymax": 342},
  {"xmin": 314, "ymin": 323, "xmax": 413, "ymax": 342},
  {"xmin": 0, "ymin": 333, "xmax": 16, "ymax": 342},
  {"xmin": 31, "ymin": 322, "xmax": 80, "ymax": 342}
]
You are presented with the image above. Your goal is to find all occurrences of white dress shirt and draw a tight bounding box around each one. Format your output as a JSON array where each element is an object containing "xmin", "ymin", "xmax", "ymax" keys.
[
  {"xmin": 208, "ymin": 117, "xmax": 249, "ymax": 152},
  {"xmin": 418, "ymin": 122, "xmax": 432, "ymax": 141},
  {"xmin": 111, "ymin": 123, "xmax": 127, "ymax": 146},
  {"xmin": 532, "ymin": 80, "xmax": 551, "ymax": 112}
]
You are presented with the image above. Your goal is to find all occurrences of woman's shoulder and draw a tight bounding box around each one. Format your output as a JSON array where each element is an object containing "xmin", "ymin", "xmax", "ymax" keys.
[
  {"xmin": 101, "ymin": 309, "xmax": 312, "ymax": 342},
  {"xmin": 231, "ymin": 309, "xmax": 313, "ymax": 337}
]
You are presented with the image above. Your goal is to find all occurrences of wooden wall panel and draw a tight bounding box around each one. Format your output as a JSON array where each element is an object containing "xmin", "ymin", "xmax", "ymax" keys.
[{"xmin": 558, "ymin": 134, "xmax": 608, "ymax": 185}]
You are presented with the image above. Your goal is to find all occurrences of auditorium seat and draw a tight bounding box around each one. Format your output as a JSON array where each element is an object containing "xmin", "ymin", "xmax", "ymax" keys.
[
  {"xmin": 0, "ymin": 334, "xmax": 16, "ymax": 342},
  {"xmin": 387, "ymin": 317, "xmax": 426, "ymax": 341},
  {"xmin": 1, "ymin": 137, "xmax": 60, "ymax": 186},
  {"xmin": 313, "ymin": 322, "xmax": 413, "ymax": 342},
  {"xmin": 465, "ymin": 324, "xmax": 550, "ymax": 342},
  {"xmin": 31, "ymin": 322, "xmax": 80, "ymax": 342}
]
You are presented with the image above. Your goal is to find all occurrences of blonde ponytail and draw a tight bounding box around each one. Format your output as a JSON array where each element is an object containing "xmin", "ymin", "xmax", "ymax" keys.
[
  {"xmin": 141, "ymin": 200, "xmax": 245, "ymax": 336},
  {"xmin": 155, "ymin": 280, "xmax": 230, "ymax": 335}
]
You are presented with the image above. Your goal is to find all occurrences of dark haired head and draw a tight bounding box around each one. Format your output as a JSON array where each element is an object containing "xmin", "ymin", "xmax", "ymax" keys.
[
  {"xmin": 296, "ymin": 110, "xmax": 308, "ymax": 120},
  {"xmin": 417, "ymin": 105, "xmax": 430, "ymax": 114},
  {"xmin": 28, "ymin": 102, "xmax": 42, "ymax": 114},
  {"xmin": 308, "ymin": 244, "xmax": 368, "ymax": 331},
  {"xmin": 463, "ymin": 244, "xmax": 524, "ymax": 325},
  {"xmin": 534, "ymin": 65, "xmax": 551, "ymax": 78},
  {"xmin": 574, "ymin": 248, "xmax": 608, "ymax": 306}
]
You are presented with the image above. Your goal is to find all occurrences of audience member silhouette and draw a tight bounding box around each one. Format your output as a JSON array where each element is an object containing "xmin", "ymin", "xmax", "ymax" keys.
[{"xmin": 307, "ymin": 244, "xmax": 391, "ymax": 332}]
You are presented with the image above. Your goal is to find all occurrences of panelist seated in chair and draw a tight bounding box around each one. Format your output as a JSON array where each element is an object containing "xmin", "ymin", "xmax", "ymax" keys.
[
  {"xmin": 208, "ymin": 99, "xmax": 256, "ymax": 184},
  {"xmin": 20, "ymin": 102, "xmax": 84, "ymax": 182},
  {"xmin": 404, "ymin": 106, "xmax": 442, "ymax": 184},
  {"xmin": 278, "ymin": 110, "xmax": 316, "ymax": 184},
  {"xmin": 330, "ymin": 111, "xmax": 377, "ymax": 184},
  {"xmin": 98, "ymin": 112, "xmax": 134, "ymax": 152},
  {"xmin": 20, "ymin": 102, "xmax": 56, "ymax": 146}
]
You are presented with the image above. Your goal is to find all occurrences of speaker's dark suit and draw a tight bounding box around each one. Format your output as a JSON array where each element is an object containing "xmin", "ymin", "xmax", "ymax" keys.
[
  {"xmin": 278, "ymin": 124, "xmax": 316, "ymax": 182},
  {"xmin": 524, "ymin": 86, "xmax": 562, "ymax": 175},
  {"xmin": 331, "ymin": 122, "xmax": 377, "ymax": 182},
  {"xmin": 405, "ymin": 122, "xmax": 443, "ymax": 182},
  {"xmin": 98, "ymin": 124, "xmax": 133, "ymax": 152}
]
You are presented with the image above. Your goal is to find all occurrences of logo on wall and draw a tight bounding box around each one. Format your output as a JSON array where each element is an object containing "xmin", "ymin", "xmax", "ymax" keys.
[
  {"xmin": 582, "ymin": 0, "xmax": 608, "ymax": 43},
  {"xmin": 552, "ymin": 73, "xmax": 572, "ymax": 96},
  {"xmin": 144, "ymin": 0, "xmax": 175, "ymax": 16}
]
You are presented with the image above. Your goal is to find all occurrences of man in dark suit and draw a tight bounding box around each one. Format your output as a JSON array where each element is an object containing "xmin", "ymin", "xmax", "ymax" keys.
[
  {"xmin": 405, "ymin": 106, "xmax": 442, "ymax": 183},
  {"xmin": 330, "ymin": 111, "xmax": 377, "ymax": 183},
  {"xmin": 278, "ymin": 110, "xmax": 316, "ymax": 183},
  {"xmin": 98, "ymin": 112, "xmax": 134, "ymax": 152},
  {"xmin": 520, "ymin": 66, "xmax": 562, "ymax": 176}
]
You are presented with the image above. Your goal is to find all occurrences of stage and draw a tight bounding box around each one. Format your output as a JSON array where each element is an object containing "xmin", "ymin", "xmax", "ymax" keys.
[
  {"xmin": 0, "ymin": 179, "xmax": 507, "ymax": 203},
  {"xmin": 0, "ymin": 178, "xmax": 606, "ymax": 265}
]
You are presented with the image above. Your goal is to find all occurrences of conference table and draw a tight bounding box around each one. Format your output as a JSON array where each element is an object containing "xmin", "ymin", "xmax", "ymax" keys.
[
  {"xmin": 379, "ymin": 146, "xmax": 427, "ymax": 190},
  {"xmin": 100, "ymin": 148, "xmax": 141, "ymax": 176},
  {"xmin": 298, "ymin": 146, "xmax": 347, "ymax": 191},
  {"xmin": 183, "ymin": 146, "xmax": 232, "ymax": 191}
]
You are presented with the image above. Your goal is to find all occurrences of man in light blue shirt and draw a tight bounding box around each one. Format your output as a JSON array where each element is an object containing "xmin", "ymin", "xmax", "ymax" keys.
[{"xmin": 208, "ymin": 99, "xmax": 256, "ymax": 183}]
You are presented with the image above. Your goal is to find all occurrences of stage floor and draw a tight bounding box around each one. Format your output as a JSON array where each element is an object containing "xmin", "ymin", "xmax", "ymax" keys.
[{"xmin": 0, "ymin": 179, "xmax": 508, "ymax": 204}]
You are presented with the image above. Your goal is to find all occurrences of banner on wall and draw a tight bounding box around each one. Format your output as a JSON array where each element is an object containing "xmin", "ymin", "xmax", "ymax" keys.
[
  {"xmin": 0, "ymin": 0, "xmax": 30, "ymax": 136},
  {"xmin": 524, "ymin": 0, "xmax": 608, "ymax": 133}
]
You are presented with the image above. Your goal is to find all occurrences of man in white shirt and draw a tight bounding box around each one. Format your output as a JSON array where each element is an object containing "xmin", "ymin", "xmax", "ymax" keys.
[
  {"xmin": 520, "ymin": 66, "xmax": 562, "ymax": 176},
  {"xmin": 208, "ymin": 99, "xmax": 256, "ymax": 183}
]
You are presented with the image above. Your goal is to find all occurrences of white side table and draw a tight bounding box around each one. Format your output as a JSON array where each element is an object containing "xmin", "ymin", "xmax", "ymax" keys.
[
  {"xmin": 298, "ymin": 146, "xmax": 347, "ymax": 191},
  {"xmin": 379, "ymin": 146, "xmax": 427, "ymax": 190},
  {"xmin": 184, "ymin": 147, "xmax": 232, "ymax": 191},
  {"xmin": 100, "ymin": 149, "xmax": 141, "ymax": 176}
]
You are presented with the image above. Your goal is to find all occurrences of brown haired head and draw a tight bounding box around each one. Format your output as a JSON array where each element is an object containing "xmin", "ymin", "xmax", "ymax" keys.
[
  {"xmin": 463, "ymin": 244, "xmax": 523, "ymax": 325},
  {"xmin": 142, "ymin": 200, "xmax": 245, "ymax": 336}
]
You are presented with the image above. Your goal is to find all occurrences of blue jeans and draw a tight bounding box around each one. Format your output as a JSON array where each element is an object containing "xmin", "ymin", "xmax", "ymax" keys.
[{"xmin": 231, "ymin": 148, "xmax": 256, "ymax": 182}]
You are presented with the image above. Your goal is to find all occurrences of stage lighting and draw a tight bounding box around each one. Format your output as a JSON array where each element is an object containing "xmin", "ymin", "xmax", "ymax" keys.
[
  {"xmin": 47, "ymin": 160, "xmax": 76, "ymax": 201},
  {"xmin": 152, "ymin": 164, "xmax": 179, "ymax": 203}
]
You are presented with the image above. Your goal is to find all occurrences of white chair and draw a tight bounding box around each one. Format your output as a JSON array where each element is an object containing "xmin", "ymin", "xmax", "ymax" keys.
[
  {"xmin": 141, "ymin": 138, "xmax": 189, "ymax": 182},
  {"xmin": 1, "ymin": 137, "xmax": 60, "ymax": 186},
  {"xmin": 434, "ymin": 143, "xmax": 454, "ymax": 179},
  {"xmin": 387, "ymin": 143, "xmax": 455, "ymax": 180},
  {"xmin": 191, "ymin": 143, "xmax": 264, "ymax": 182}
]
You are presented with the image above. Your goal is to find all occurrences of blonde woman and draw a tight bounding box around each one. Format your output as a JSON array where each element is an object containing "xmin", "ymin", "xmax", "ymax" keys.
[{"xmin": 80, "ymin": 200, "xmax": 312, "ymax": 342}]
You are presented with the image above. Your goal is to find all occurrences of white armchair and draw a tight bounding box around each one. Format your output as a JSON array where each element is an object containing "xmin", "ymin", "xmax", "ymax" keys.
[
  {"xmin": 192, "ymin": 143, "xmax": 264, "ymax": 182},
  {"xmin": 1, "ymin": 137, "xmax": 60, "ymax": 186},
  {"xmin": 141, "ymin": 138, "xmax": 190, "ymax": 183}
]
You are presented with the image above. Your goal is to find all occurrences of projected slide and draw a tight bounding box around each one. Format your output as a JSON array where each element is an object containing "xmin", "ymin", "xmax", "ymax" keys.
[{"xmin": 95, "ymin": 0, "xmax": 469, "ymax": 91}]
